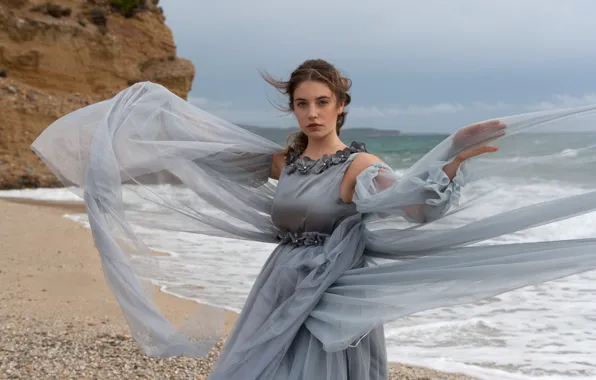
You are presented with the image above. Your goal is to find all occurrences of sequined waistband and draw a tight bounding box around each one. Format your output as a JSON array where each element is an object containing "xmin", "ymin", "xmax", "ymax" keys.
[{"xmin": 277, "ymin": 231, "xmax": 330, "ymax": 246}]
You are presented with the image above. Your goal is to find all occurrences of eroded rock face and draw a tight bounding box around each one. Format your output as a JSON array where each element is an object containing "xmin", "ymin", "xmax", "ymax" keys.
[{"xmin": 0, "ymin": 0, "xmax": 195, "ymax": 189}]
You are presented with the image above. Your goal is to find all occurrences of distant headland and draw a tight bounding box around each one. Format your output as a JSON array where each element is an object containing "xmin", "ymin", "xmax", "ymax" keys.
[{"xmin": 240, "ymin": 125, "xmax": 402, "ymax": 138}]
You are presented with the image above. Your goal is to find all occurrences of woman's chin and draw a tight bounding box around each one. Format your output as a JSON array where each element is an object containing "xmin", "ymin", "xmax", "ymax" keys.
[{"xmin": 303, "ymin": 128, "xmax": 331, "ymax": 139}]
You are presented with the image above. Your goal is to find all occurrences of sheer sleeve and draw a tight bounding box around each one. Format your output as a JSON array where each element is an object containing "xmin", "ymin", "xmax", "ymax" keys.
[{"xmin": 353, "ymin": 160, "xmax": 466, "ymax": 223}]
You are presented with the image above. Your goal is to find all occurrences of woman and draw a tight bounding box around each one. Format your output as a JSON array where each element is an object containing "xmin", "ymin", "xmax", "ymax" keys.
[
  {"xmin": 31, "ymin": 59, "xmax": 596, "ymax": 379},
  {"xmin": 210, "ymin": 60, "xmax": 498, "ymax": 379}
]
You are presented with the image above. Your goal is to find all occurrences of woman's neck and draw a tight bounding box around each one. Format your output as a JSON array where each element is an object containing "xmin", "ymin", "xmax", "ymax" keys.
[{"xmin": 302, "ymin": 134, "xmax": 346, "ymax": 160}]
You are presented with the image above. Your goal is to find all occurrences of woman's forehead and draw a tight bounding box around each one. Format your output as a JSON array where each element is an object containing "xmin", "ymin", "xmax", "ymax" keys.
[{"xmin": 294, "ymin": 81, "xmax": 334, "ymax": 99}]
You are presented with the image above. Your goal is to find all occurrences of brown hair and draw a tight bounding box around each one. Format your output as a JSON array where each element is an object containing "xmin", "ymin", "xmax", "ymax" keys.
[{"xmin": 261, "ymin": 59, "xmax": 352, "ymax": 155}]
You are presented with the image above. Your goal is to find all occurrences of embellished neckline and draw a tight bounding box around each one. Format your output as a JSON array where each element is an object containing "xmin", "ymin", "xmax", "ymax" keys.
[{"xmin": 285, "ymin": 141, "xmax": 367, "ymax": 175}]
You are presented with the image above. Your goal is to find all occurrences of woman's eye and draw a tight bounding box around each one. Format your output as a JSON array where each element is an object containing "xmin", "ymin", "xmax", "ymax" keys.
[{"xmin": 297, "ymin": 102, "xmax": 307, "ymax": 108}]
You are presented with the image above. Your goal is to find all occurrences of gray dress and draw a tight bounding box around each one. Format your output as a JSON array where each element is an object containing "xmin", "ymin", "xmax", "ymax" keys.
[
  {"xmin": 29, "ymin": 82, "xmax": 596, "ymax": 380},
  {"xmin": 209, "ymin": 143, "xmax": 389, "ymax": 379}
]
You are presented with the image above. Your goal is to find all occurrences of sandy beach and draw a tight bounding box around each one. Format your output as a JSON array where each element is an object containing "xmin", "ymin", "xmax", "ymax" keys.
[{"xmin": 0, "ymin": 197, "xmax": 475, "ymax": 380}]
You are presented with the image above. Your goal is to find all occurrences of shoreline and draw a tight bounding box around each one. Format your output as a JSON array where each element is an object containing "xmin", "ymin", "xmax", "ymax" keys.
[{"xmin": 0, "ymin": 196, "xmax": 476, "ymax": 379}]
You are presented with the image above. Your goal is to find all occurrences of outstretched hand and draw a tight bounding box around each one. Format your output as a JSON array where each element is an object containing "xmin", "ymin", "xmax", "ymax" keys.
[
  {"xmin": 452, "ymin": 120, "xmax": 506, "ymax": 148},
  {"xmin": 443, "ymin": 120, "xmax": 506, "ymax": 180}
]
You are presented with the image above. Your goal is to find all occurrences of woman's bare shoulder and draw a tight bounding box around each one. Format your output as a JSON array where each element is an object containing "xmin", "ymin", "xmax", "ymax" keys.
[
  {"xmin": 347, "ymin": 152, "xmax": 384, "ymax": 177},
  {"xmin": 340, "ymin": 152, "xmax": 384, "ymax": 203},
  {"xmin": 269, "ymin": 152, "xmax": 286, "ymax": 180}
]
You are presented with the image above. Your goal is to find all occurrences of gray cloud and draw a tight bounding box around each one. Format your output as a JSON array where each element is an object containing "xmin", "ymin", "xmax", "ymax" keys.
[
  {"xmin": 160, "ymin": 0, "xmax": 596, "ymax": 132},
  {"xmin": 524, "ymin": 94, "xmax": 596, "ymax": 111}
]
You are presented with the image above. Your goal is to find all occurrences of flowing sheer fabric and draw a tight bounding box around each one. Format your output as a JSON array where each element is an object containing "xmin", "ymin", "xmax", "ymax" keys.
[
  {"xmin": 32, "ymin": 82, "xmax": 284, "ymax": 356},
  {"xmin": 31, "ymin": 82, "xmax": 596, "ymax": 368}
]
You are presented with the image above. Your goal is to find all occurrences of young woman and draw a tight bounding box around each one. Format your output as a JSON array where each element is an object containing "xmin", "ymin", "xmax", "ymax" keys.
[{"xmin": 31, "ymin": 59, "xmax": 596, "ymax": 380}]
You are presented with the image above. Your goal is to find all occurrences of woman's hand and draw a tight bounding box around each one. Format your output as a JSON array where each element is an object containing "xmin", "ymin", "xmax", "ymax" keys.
[{"xmin": 443, "ymin": 120, "xmax": 506, "ymax": 180}]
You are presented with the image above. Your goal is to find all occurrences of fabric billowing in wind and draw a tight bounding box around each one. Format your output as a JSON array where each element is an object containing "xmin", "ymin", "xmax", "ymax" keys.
[{"xmin": 31, "ymin": 82, "xmax": 596, "ymax": 364}]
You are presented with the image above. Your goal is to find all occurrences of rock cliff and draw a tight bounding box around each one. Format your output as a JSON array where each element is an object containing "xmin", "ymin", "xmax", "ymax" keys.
[{"xmin": 0, "ymin": 0, "xmax": 195, "ymax": 189}]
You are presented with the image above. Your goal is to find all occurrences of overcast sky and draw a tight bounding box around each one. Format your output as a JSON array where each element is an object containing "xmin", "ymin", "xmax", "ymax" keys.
[{"xmin": 159, "ymin": 0, "xmax": 596, "ymax": 133}]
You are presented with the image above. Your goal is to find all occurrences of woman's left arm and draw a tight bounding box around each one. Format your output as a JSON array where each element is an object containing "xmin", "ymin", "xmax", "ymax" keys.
[{"xmin": 342, "ymin": 120, "xmax": 505, "ymax": 223}]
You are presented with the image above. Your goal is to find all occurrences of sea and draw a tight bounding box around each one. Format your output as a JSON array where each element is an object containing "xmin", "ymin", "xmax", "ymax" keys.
[{"xmin": 3, "ymin": 131, "xmax": 596, "ymax": 380}]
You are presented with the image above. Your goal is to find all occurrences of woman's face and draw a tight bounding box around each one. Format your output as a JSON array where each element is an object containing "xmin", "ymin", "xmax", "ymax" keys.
[{"xmin": 292, "ymin": 80, "xmax": 344, "ymax": 140}]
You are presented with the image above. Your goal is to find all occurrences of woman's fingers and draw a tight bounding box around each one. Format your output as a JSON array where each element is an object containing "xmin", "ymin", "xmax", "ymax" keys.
[
  {"xmin": 457, "ymin": 144, "xmax": 499, "ymax": 161},
  {"xmin": 453, "ymin": 121, "xmax": 507, "ymax": 148},
  {"xmin": 470, "ymin": 120, "xmax": 506, "ymax": 132},
  {"xmin": 454, "ymin": 130, "xmax": 505, "ymax": 156},
  {"xmin": 474, "ymin": 130, "xmax": 506, "ymax": 147}
]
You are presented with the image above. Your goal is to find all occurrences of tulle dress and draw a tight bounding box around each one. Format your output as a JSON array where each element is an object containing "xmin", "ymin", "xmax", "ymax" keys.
[{"xmin": 30, "ymin": 82, "xmax": 596, "ymax": 380}]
